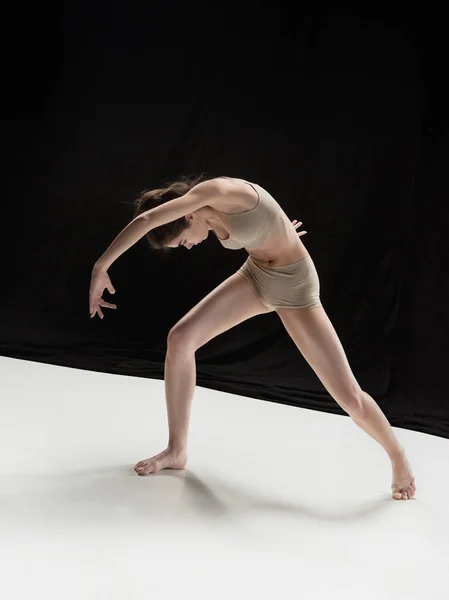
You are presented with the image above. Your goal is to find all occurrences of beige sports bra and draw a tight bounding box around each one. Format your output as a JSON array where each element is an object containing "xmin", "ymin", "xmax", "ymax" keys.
[{"xmin": 212, "ymin": 177, "xmax": 282, "ymax": 250}]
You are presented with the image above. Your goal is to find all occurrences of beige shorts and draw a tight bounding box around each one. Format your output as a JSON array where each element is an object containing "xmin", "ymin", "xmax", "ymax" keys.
[{"xmin": 236, "ymin": 255, "xmax": 322, "ymax": 312}]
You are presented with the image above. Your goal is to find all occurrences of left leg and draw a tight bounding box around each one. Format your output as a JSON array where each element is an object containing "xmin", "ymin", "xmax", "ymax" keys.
[{"xmin": 277, "ymin": 305, "xmax": 416, "ymax": 500}]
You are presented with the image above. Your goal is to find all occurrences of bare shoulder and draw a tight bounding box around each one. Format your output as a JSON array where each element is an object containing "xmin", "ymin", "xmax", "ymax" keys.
[
  {"xmin": 190, "ymin": 177, "xmax": 226, "ymax": 200},
  {"xmin": 193, "ymin": 177, "xmax": 256, "ymax": 212}
]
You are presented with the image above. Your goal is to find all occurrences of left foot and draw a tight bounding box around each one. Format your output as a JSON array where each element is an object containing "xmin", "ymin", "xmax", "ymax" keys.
[{"xmin": 391, "ymin": 451, "xmax": 416, "ymax": 500}]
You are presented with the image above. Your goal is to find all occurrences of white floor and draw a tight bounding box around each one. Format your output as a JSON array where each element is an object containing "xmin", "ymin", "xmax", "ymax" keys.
[{"xmin": 1, "ymin": 355, "xmax": 448, "ymax": 599}]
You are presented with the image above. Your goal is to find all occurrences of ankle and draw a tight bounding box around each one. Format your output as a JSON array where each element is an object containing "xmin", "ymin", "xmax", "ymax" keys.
[
  {"xmin": 389, "ymin": 446, "xmax": 406, "ymax": 463},
  {"xmin": 168, "ymin": 442, "xmax": 187, "ymax": 455}
]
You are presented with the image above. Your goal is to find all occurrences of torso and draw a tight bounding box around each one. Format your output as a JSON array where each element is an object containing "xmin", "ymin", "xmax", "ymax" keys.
[{"xmin": 210, "ymin": 177, "xmax": 310, "ymax": 268}]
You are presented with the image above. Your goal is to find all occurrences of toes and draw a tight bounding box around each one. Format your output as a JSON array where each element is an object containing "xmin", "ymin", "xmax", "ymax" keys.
[
  {"xmin": 392, "ymin": 488, "xmax": 409, "ymax": 500},
  {"xmin": 135, "ymin": 461, "xmax": 151, "ymax": 475},
  {"xmin": 392, "ymin": 484, "xmax": 417, "ymax": 499}
]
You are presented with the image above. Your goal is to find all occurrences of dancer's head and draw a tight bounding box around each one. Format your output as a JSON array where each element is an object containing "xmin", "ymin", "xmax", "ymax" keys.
[{"xmin": 133, "ymin": 174, "xmax": 212, "ymax": 252}]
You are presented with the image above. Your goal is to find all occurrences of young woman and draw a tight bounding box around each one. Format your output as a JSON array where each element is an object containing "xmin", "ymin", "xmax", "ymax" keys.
[{"xmin": 89, "ymin": 175, "xmax": 416, "ymax": 500}]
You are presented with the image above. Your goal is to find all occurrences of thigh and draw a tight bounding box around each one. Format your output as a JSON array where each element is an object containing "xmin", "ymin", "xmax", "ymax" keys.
[
  {"xmin": 168, "ymin": 272, "xmax": 271, "ymax": 351},
  {"xmin": 277, "ymin": 305, "xmax": 362, "ymax": 408}
]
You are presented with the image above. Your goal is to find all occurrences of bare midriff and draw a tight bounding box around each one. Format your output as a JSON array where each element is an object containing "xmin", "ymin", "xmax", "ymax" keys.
[{"xmin": 247, "ymin": 212, "xmax": 310, "ymax": 268}]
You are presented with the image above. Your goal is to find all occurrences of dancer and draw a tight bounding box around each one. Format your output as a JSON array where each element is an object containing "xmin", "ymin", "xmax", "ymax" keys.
[{"xmin": 89, "ymin": 175, "xmax": 416, "ymax": 500}]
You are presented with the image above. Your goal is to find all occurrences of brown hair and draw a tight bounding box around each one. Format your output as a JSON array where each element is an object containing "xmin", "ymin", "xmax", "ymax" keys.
[{"xmin": 133, "ymin": 173, "xmax": 211, "ymax": 252}]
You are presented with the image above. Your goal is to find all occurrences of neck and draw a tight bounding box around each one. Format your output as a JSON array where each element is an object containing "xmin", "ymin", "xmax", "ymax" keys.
[{"xmin": 202, "ymin": 206, "xmax": 227, "ymax": 233}]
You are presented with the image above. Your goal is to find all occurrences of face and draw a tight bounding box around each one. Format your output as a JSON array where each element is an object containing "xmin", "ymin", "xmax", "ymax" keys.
[{"xmin": 165, "ymin": 212, "xmax": 210, "ymax": 250}]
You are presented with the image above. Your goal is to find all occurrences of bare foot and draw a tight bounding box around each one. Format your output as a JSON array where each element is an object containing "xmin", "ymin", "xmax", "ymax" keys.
[
  {"xmin": 134, "ymin": 448, "xmax": 187, "ymax": 476},
  {"xmin": 391, "ymin": 451, "xmax": 416, "ymax": 500}
]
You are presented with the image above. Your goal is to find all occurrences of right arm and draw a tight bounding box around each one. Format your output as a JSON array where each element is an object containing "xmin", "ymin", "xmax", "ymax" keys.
[{"xmin": 93, "ymin": 179, "xmax": 223, "ymax": 272}]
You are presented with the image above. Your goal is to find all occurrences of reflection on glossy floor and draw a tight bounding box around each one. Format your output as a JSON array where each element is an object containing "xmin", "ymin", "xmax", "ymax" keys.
[{"xmin": 1, "ymin": 356, "xmax": 448, "ymax": 599}]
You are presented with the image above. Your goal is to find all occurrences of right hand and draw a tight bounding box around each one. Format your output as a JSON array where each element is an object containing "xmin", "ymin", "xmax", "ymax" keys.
[
  {"xmin": 291, "ymin": 220, "xmax": 307, "ymax": 236},
  {"xmin": 89, "ymin": 267, "xmax": 117, "ymax": 319}
]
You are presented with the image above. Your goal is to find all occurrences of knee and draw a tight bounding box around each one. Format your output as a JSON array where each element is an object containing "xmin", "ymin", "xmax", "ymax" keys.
[
  {"xmin": 167, "ymin": 325, "xmax": 197, "ymax": 355},
  {"xmin": 338, "ymin": 387, "xmax": 365, "ymax": 418}
]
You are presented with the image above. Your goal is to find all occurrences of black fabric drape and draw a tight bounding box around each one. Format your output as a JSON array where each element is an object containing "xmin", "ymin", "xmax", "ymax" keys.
[{"xmin": 3, "ymin": 2, "xmax": 448, "ymax": 437}]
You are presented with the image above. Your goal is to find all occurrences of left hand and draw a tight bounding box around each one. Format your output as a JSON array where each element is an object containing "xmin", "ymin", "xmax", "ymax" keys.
[
  {"xmin": 291, "ymin": 220, "xmax": 307, "ymax": 236},
  {"xmin": 89, "ymin": 267, "xmax": 117, "ymax": 320}
]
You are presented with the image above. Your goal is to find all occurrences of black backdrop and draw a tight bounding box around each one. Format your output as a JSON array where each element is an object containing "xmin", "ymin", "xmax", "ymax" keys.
[{"xmin": 3, "ymin": 2, "xmax": 448, "ymax": 438}]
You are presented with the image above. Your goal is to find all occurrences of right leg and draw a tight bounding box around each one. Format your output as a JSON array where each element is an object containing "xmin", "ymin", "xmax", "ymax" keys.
[{"xmin": 135, "ymin": 272, "xmax": 272, "ymax": 475}]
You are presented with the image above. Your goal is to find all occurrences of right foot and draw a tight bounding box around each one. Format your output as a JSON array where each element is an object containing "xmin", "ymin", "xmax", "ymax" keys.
[{"xmin": 134, "ymin": 448, "xmax": 187, "ymax": 476}]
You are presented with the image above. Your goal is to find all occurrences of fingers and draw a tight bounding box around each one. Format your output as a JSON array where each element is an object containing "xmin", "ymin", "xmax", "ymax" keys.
[
  {"xmin": 90, "ymin": 301, "xmax": 117, "ymax": 319},
  {"xmin": 100, "ymin": 302, "xmax": 117, "ymax": 309},
  {"xmin": 291, "ymin": 220, "xmax": 307, "ymax": 235}
]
